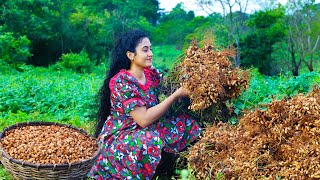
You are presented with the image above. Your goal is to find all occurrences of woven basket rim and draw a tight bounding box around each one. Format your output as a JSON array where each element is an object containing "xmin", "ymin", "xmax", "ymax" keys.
[{"xmin": 0, "ymin": 121, "xmax": 100, "ymax": 170}]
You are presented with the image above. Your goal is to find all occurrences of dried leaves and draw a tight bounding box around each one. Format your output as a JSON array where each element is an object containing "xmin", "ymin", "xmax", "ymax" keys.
[
  {"xmin": 0, "ymin": 125, "xmax": 98, "ymax": 165},
  {"xmin": 178, "ymin": 41, "xmax": 249, "ymax": 111},
  {"xmin": 188, "ymin": 86, "xmax": 320, "ymax": 179}
]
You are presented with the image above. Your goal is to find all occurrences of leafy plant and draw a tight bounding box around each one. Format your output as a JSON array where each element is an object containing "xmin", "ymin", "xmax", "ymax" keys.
[
  {"xmin": 0, "ymin": 32, "xmax": 32, "ymax": 65},
  {"xmin": 0, "ymin": 165, "xmax": 12, "ymax": 180},
  {"xmin": 0, "ymin": 66, "xmax": 102, "ymax": 126},
  {"xmin": 55, "ymin": 50, "xmax": 94, "ymax": 73},
  {"xmin": 232, "ymin": 68, "xmax": 320, "ymax": 117}
]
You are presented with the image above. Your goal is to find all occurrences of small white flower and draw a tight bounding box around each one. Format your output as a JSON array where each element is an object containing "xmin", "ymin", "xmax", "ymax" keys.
[
  {"xmin": 171, "ymin": 127, "xmax": 178, "ymax": 134},
  {"xmin": 149, "ymin": 156, "xmax": 157, "ymax": 163},
  {"xmin": 143, "ymin": 144, "xmax": 148, "ymax": 155},
  {"xmin": 117, "ymin": 119, "xmax": 123, "ymax": 126},
  {"xmin": 117, "ymin": 152, "xmax": 125, "ymax": 160},
  {"xmin": 153, "ymin": 136, "xmax": 159, "ymax": 141},
  {"xmin": 102, "ymin": 158, "xmax": 108, "ymax": 165},
  {"xmin": 129, "ymin": 152, "xmax": 136, "ymax": 163}
]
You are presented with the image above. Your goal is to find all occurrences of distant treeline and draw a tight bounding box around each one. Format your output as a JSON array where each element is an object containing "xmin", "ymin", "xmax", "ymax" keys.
[{"xmin": 0, "ymin": 0, "xmax": 319, "ymax": 75}]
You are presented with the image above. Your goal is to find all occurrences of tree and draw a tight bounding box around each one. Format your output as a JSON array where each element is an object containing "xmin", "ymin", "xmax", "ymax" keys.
[
  {"xmin": 0, "ymin": 0, "xmax": 160, "ymax": 66},
  {"xmin": 241, "ymin": 6, "xmax": 286, "ymax": 75},
  {"xmin": 183, "ymin": 13, "xmax": 229, "ymax": 48},
  {"xmin": 286, "ymin": 0, "xmax": 320, "ymax": 76},
  {"xmin": 99, "ymin": 0, "xmax": 159, "ymax": 40},
  {"xmin": 195, "ymin": 0, "xmax": 250, "ymax": 67},
  {"xmin": 0, "ymin": 0, "xmax": 60, "ymax": 65},
  {"xmin": 0, "ymin": 32, "xmax": 32, "ymax": 65},
  {"xmin": 153, "ymin": 3, "xmax": 196, "ymax": 48}
]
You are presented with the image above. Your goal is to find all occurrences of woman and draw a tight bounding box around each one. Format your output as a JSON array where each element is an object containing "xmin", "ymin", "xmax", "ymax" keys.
[{"xmin": 88, "ymin": 29, "xmax": 202, "ymax": 179}]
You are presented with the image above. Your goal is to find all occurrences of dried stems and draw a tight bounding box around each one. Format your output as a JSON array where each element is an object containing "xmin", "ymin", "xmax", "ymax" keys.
[{"xmin": 188, "ymin": 86, "xmax": 320, "ymax": 179}]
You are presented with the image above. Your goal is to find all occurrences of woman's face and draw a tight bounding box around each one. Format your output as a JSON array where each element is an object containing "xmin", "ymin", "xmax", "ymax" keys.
[{"xmin": 128, "ymin": 37, "xmax": 153, "ymax": 69}]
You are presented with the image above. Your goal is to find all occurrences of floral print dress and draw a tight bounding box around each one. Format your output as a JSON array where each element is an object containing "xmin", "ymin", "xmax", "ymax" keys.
[{"xmin": 88, "ymin": 67, "xmax": 202, "ymax": 180}]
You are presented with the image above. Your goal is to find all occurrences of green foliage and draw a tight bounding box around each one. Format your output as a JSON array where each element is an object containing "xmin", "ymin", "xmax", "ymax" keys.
[
  {"xmin": 241, "ymin": 6, "xmax": 287, "ymax": 75},
  {"xmin": 66, "ymin": 5, "xmax": 112, "ymax": 61},
  {"xmin": 55, "ymin": 50, "xmax": 94, "ymax": 73},
  {"xmin": 0, "ymin": 0, "xmax": 55, "ymax": 40},
  {"xmin": 152, "ymin": 4, "xmax": 196, "ymax": 48},
  {"xmin": 0, "ymin": 0, "xmax": 59, "ymax": 66},
  {"xmin": 159, "ymin": 3, "xmax": 194, "ymax": 23},
  {"xmin": 153, "ymin": 7, "xmax": 230, "ymax": 51},
  {"xmin": 133, "ymin": 16, "xmax": 155, "ymax": 35},
  {"xmin": 0, "ymin": 165, "xmax": 12, "ymax": 180},
  {"xmin": 0, "ymin": 61, "xmax": 17, "ymax": 74},
  {"xmin": 152, "ymin": 45, "xmax": 182, "ymax": 71},
  {"xmin": 183, "ymin": 14, "xmax": 229, "ymax": 49},
  {"xmin": 0, "ymin": 32, "xmax": 32, "ymax": 65},
  {"xmin": 232, "ymin": 69, "xmax": 320, "ymax": 116},
  {"xmin": 105, "ymin": 0, "xmax": 160, "ymax": 25},
  {"xmin": 0, "ymin": 66, "xmax": 102, "ymax": 125},
  {"xmin": 0, "ymin": 0, "xmax": 318, "ymax": 78},
  {"xmin": 0, "ymin": 0, "xmax": 159, "ymax": 66}
]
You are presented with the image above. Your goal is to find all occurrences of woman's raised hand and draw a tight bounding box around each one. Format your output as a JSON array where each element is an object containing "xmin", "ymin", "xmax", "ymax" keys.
[{"xmin": 175, "ymin": 87, "xmax": 190, "ymax": 98}]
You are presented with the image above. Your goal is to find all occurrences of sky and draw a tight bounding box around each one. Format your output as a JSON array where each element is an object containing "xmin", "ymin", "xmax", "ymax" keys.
[{"xmin": 158, "ymin": 0, "xmax": 320, "ymax": 16}]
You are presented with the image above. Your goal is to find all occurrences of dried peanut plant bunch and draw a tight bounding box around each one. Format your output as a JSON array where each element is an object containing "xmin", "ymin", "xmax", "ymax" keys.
[
  {"xmin": 187, "ymin": 85, "xmax": 320, "ymax": 179},
  {"xmin": 0, "ymin": 125, "xmax": 98, "ymax": 165},
  {"xmin": 177, "ymin": 40, "xmax": 249, "ymax": 111}
]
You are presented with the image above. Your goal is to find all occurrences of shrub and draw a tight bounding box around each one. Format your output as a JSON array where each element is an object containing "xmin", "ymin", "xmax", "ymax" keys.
[
  {"xmin": 0, "ymin": 32, "xmax": 32, "ymax": 65},
  {"xmin": 56, "ymin": 50, "xmax": 94, "ymax": 73}
]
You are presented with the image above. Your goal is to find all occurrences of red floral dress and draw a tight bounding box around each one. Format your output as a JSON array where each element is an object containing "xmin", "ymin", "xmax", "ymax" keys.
[{"xmin": 88, "ymin": 67, "xmax": 202, "ymax": 180}]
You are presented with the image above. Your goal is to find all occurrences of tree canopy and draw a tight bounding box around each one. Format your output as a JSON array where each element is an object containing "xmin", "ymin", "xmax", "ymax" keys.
[{"xmin": 0, "ymin": 0, "xmax": 319, "ymax": 75}]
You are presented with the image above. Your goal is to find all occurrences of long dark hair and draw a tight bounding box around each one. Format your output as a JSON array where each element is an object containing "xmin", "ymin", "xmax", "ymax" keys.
[{"xmin": 95, "ymin": 30, "xmax": 148, "ymax": 137}]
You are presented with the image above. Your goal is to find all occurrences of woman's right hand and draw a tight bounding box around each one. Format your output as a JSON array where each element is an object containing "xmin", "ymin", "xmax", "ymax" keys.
[{"xmin": 175, "ymin": 87, "xmax": 190, "ymax": 99}]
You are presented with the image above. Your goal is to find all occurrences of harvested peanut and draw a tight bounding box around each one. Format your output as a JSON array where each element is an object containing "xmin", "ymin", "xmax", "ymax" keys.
[
  {"xmin": 0, "ymin": 125, "xmax": 98, "ymax": 165},
  {"xmin": 177, "ymin": 40, "xmax": 249, "ymax": 111},
  {"xmin": 188, "ymin": 86, "xmax": 320, "ymax": 179}
]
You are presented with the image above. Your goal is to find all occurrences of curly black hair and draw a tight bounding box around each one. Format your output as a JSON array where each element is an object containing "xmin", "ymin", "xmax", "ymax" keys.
[{"xmin": 95, "ymin": 30, "xmax": 148, "ymax": 137}]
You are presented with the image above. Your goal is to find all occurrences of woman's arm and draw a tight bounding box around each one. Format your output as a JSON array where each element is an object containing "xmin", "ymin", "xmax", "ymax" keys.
[{"xmin": 129, "ymin": 87, "xmax": 188, "ymax": 128}]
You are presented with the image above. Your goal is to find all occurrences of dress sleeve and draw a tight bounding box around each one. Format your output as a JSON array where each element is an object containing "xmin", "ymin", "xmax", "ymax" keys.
[{"xmin": 110, "ymin": 74, "xmax": 146, "ymax": 114}]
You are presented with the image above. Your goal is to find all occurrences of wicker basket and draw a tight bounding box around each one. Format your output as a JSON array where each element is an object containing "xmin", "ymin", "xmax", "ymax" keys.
[{"xmin": 0, "ymin": 121, "xmax": 100, "ymax": 180}]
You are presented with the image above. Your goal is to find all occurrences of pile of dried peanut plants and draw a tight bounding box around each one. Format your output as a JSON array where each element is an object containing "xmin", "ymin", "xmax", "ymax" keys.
[
  {"xmin": 177, "ymin": 40, "xmax": 249, "ymax": 111},
  {"xmin": 188, "ymin": 86, "xmax": 320, "ymax": 179},
  {"xmin": 0, "ymin": 125, "xmax": 98, "ymax": 165}
]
